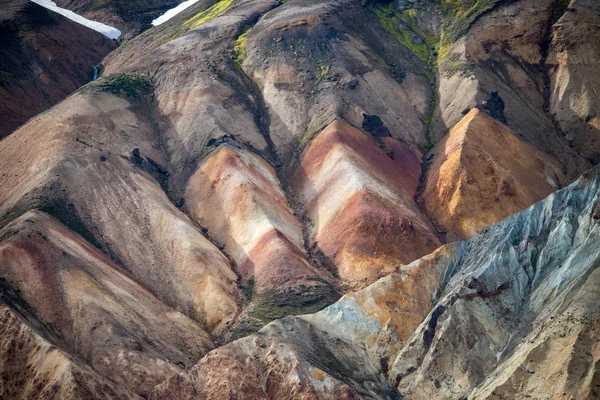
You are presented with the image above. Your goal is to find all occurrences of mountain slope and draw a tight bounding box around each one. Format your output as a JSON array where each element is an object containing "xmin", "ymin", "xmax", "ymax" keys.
[
  {"xmin": 0, "ymin": 0, "xmax": 599, "ymax": 398},
  {"xmin": 0, "ymin": 0, "xmax": 116, "ymax": 138},
  {"xmin": 0, "ymin": 305, "xmax": 140, "ymax": 400},
  {"xmin": 424, "ymin": 108, "xmax": 564, "ymax": 239},
  {"xmin": 154, "ymin": 165, "xmax": 600, "ymax": 399},
  {"xmin": 53, "ymin": 0, "xmax": 186, "ymax": 38}
]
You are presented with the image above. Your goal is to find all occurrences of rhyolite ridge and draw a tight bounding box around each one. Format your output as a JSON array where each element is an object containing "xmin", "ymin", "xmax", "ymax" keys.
[
  {"xmin": 153, "ymin": 164, "xmax": 600, "ymax": 399},
  {"xmin": 0, "ymin": 0, "xmax": 599, "ymax": 398}
]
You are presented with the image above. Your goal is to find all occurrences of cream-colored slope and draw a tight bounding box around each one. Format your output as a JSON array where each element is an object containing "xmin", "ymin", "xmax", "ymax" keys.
[
  {"xmin": 0, "ymin": 305, "xmax": 141, "ymax": 400},
  {"xmin": 186, "ymin": 144, "xmax": 338, "ymax": 319},
  {"xmin": 424, "ymin": 109, "xmax": 564, "ymax": 239},
  {"xmin": 292, "ymin": 120, "xmax": 441, "ymax": 289},
  {"xmin": 0, "ymin": 211, "xmax": 213, "ymax": 395},
  {"xmin": 0, "ymin": 89, "xmax": 240, "ymax": 336}
]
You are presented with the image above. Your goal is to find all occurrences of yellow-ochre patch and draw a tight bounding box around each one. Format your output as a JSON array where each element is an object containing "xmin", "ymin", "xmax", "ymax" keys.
[
  {"xmin": 185, "ymin": 0, "xmax": 236, "ymax": 28},
  {"xmin": 234, "ymin": 28, "xmax": 252, "ymax": 69}
]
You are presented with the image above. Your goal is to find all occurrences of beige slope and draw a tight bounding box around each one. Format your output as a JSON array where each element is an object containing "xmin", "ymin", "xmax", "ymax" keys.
[
  {"xmin": 0, "ymin": 210, "xmax": 213, "ymax": 395},
  {"xmin": 103, "ymin": 0, "xmax": 279, "ymax": 199},
  {"xmin": 424, "ymin": 109, "xmax": 564, "ymax": 239},
  {"xmin": 0, "ymin": 305, "xmax": 140, "ymax": 400},
  {"xmin": 0, "ymin": 87, "xmax": 241, "ymax": 336}
]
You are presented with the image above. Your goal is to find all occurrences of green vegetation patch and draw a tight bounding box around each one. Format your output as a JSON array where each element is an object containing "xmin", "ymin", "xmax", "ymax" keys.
[
  {"xmin": 440, "ymin": 0, "xmax": 504, "ymax": 46},
  {"xmin": 314, "ymin": 61, "xmax": 334, "ymax": 83},
  {"xmin": 229, "ymin": 315, "xmax": 264, "ymax": 341},
  {"xmin": 439, "ymin": 53, "xmax": 475, "ymax": 77},
  {"xmin": 240, "ymin": 277, "xmax": 255, "ymax": 300},
  {"xmin": 185, "ymin": 0, "xmax": 236, "ymax": 29},
  {"xmin": 248, "ymin": 282, "xmax": 340, "ymax": 322},
  {"xmin": 377, "ymin": 6, "xmax": 432, "ymax": 64},
  {"xmin": 78, "ymin": 73, "xmax": 152, "ymax": 100},
  {"xmin": 233, "ymin": 27, "xmax": 252, "ymax": 69}
]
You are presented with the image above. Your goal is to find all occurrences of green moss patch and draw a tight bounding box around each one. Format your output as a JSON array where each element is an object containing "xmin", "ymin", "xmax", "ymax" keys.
[
  {"xmin": 233, "ymin": 27, "xmax": 252, "ymax": 69},
  {"xmin": 439, "ymin": 0, "xmax": 505, "ymax": 46},
  {"xmin": 78, "ymin": 73, "xmax": 152, "ymax": 100},
  {"xmin": 377, "ymin": 6, "xmax": 432, "ymax": 64},
  {"xmin": 248, "ymin": 282, "xmax": 340, "ymax": 322},
  {"xmin": 185, "ymin": 0, "xmax": 236, "ymax": 29},
  {"xmin": 439, "ymin": 54, "xmax": 475, "ymax": 77}
]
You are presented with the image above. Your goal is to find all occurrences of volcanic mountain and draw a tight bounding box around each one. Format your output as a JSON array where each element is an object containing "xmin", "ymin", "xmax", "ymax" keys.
[{"xmin": 0, "ymin": 0, "xmax": 599, "ymax": 399}]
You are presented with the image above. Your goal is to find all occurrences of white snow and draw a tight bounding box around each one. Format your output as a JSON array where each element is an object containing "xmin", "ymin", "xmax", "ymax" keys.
[
  {"xmin": 151, "ymin": 0, "xmax": 201, "ymax": 26},
  {"xmin": 30, "ymin": 0, "xmax": 121, "ymax": 40}
]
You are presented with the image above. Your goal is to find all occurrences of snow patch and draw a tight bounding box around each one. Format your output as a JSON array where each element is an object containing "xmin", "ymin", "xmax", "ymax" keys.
[
  {"xmin": 152, "ymin": 0, "xmax": 201, "ymax": 26},
  {"xmin": 30, "ymin": 0, "xmax": 121, "ymax": 39}
]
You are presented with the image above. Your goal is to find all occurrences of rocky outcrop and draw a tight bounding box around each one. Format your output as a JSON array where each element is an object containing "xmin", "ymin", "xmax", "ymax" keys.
[
  {"xmin": 391, "ymin": 166, "xmax": 600, "ymax": 399},
  {"xmin": 434, "ymin": 0, "xmax": 590, "ymax": 182},
  {"xmin": 0, "ymin": 0, "xmax": 116, "ymax": 138},
  {"xmin": 424, "ymin": 109, "xmax": 564, "ymax": 239},
  {"xmin": 155, "ymin": 165, "xmax": 600, "ymax": 399}
]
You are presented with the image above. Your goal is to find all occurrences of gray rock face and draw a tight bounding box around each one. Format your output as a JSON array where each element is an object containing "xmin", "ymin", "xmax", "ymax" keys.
[{"xmin": 392, "ymin": 166, "xmax": 600, "ymax": 398}]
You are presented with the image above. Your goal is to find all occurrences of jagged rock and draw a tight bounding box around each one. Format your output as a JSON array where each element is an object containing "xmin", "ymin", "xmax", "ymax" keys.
[
  {"xmin": 548, "ymin": 0, "xmax": 600, "ymax": 162},
  {"xmin": 131, "ymin": 148, "xmax": 143, "ymax": 164},
  {"xmin": 362, "ymin": 114, "xmax": 392, "ymax": 137},
  {"xmin": 482, "ymin": 91, "xmax": 506, "ymax": 124}
]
